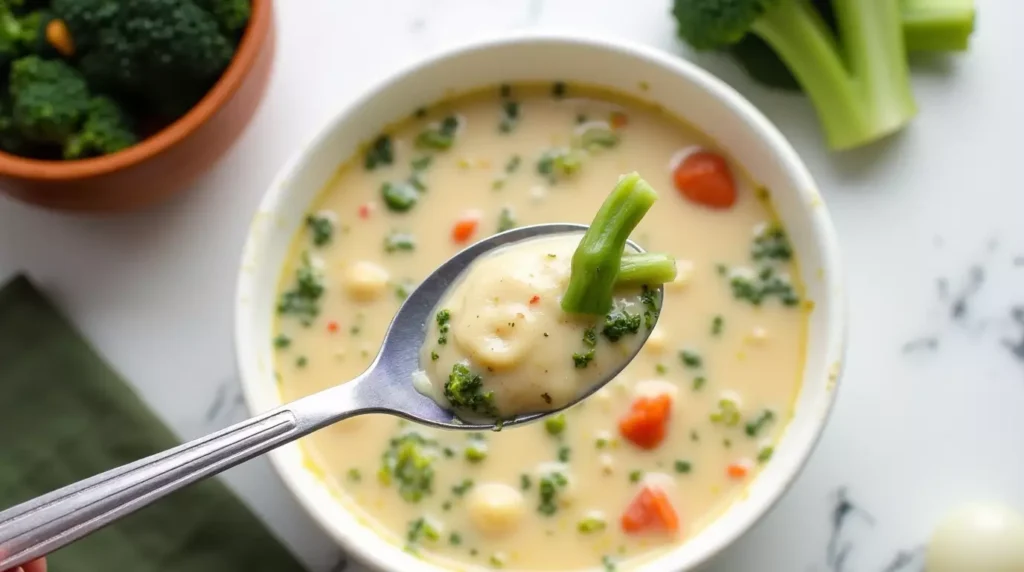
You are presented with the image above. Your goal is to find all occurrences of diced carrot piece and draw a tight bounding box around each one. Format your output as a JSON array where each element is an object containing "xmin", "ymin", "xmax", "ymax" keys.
[
  {"xmin": 727, "ymin": 462, "xmax": 749, "ymax": 479},
  {"xmin": 327, "ymin": 320, "xmax": 339, "ymax": 333},
  {"xmin": 529, "ymin": 295, "xmax": 540, "ymax": 305},
  {"xmin": 618, "ymin": 394, "xmax": 672, "ymax": 449},
  {"xmin": 621, "ymin": 486, "xmax": 680, "ymax": 534},
  {"xmin": 673, "ymin": 150, "xmax": 737, "ymax": 209},
  {"xmin": 46, "ymin": 19, "xmax": 75, "ymax": 57},
  {"xmin": 358, "ymin": 204, "xmax": 372, "ymax": 219},
  {"xmin": 452, "ymin": 213, "xmax": 480, "ymax": 243},
  {"xmin": 610, "ymin": 112, "xmax": 629, "ymax": 129}
]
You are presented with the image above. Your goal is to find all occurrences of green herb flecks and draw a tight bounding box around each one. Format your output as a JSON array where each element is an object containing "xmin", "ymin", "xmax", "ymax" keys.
[
  {"xmin": 628, "ymin": 470, "xmax": 643, "ymax": 483},
  {"xmin": 520, "ymin": 474, "xmax": 532, "ymax": 491},
  {"xmin": 452, "ymin": 479, "xmax": 474, "ymax": 496},
  {"xmin": 444, "ymin": 363, "xmax": 499, "ymax": 418},
  {"xmin": 273, "ymin": 334, "xmax": 291, "ymax": 350},
  {"xmin": 416, "ymin": 115, "xmax": 459, "ymax": 150},
  {"xmin": 411, "ymin": 155, "xmax": 432, "ymax": 171},
  {"xmin": 347, "ymin": 468, "xmax": 362, "ymax": 482},
  {"xmin": 680, "ymin": 349, "xmax": 702, "ymax": 368},
  {"xmin": 305, "ymin": 213, "xmax": 334, "ymax": 247},
  {"xmin": 757, "ymin": 446, "xmax": 775, "ymax": 463},
  {"xmin": 557, "ymin": 445, "xmax": 571, "ymax": 462},
  {"xmin": 745, "ymin": 409, "xmax": 776, "ymax": 437},
  {"xmin": 674, "ymin": 460, "xmax": 692, "ymax": 474},
  {"xmin": 711, "ymin": 315, "xmax": 724, "ymax": 336},
  {"xmin": 640, "ymin": 286, "xmax": 659, "ymax": 329},
  {"xmin": 406, "ymin": 516, "xmax": 441, "ymax": 551},
  {"xmin": 364, "ymin": 134, "xmax": 393, "ymax": 170},
  {"xmin": 602, "ymin": 555, "xmax": 618, "ymax": 572},
  {"xmin": 436, "ymin": 309, "xmax": 451, "ymax": 345},
  {"xmin": 692, "ymin": 376, "xmax": 707, "ymax": 391},
  {"xmin": 497, "ymin": 207, "xmax": 516, "ymax": 233},
  {"xmin": 277, "ymin": 253, "xmax": 325, "ymax": 325},
  {"xmin": 498, "ymin": 100, "xmax": 519, "ymax": 133}
]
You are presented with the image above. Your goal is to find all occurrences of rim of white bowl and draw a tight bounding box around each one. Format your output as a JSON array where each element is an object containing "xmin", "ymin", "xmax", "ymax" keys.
[{"xmin": 235, "ymin": 31, "xmax": 847, "ymax": 572}]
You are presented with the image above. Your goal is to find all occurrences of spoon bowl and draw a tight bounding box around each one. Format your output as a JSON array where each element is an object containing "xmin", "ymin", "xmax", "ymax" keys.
[{"xmin": 0, "ymin": 223, "xmax": 661, "ymax": 569}]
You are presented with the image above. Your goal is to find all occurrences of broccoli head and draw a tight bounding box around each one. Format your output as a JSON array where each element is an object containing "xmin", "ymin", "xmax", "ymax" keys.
[
  {"xmin": 9, "ymin": 55, "xmax": 89, "ymax": 144},
  {"xmin": 672, "ymin": 0, "xmax": 918, "ymax": 150},
  {"xmin": 51, "ymin": 0, "xmax": 238, "ymax": 118},
  {"xmin": 0, "ymin": 2, "xmax": 52, "ymax": 68},
  {"xmin": 443, "ymin": 363, "xmax": 499, "ymax": 419},
  {"xmin": 63, "ymin": 96, "xmax": 136, "ymax": 159},
  {"xmin": 378, "ymin": 432, "xmax": 438, "ymax": 503},
  {"xmin": 193, "ymin": 0, "xmax": 251, "ymax": 38}
]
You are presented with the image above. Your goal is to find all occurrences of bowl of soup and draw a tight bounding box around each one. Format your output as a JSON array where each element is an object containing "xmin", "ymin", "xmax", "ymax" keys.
[{"xmin": 235, "ymin": 33, "xmax": 846, "ymax": 572}]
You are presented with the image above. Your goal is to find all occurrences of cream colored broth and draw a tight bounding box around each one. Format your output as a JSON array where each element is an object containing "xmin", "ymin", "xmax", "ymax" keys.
[
  {"xmin": 273, "ymin": 84, "xmax": 808, "ymax": 571},
  {"xmin": 418, "ymin": 234, "xmax": 649, "ymax": 419}
]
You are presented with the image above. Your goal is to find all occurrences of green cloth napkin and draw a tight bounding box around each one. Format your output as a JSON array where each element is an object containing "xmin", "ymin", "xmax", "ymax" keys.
[{"xmin": 0, "ymin": 275, "xmax": 308, "ymax": 572}]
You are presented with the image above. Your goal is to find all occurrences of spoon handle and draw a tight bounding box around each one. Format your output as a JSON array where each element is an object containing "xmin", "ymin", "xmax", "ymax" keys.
[{"xmin": 0, "ymin": 379, "xmax": 365, "ymax": 569}]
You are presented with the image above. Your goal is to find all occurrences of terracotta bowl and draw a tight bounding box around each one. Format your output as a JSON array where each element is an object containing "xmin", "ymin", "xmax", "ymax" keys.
[{"xmin": 0, "ymin": 0, "xmax": 275, "ymax": 213}]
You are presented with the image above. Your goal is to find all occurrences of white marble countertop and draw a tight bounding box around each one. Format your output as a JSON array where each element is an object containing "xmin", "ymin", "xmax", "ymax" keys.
[{"xmin": 2, "ymin": 1, "xmax": 1023, "ymax": 570}]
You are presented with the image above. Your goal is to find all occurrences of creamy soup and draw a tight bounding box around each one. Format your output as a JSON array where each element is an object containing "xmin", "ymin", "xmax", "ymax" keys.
[
  {"xmin": 417, "ymin": 231, "xmax": 658, "ymax": 420},
  {"xmin": 273, "ymin": 83, "xmax": 808, "ymax": 571}
]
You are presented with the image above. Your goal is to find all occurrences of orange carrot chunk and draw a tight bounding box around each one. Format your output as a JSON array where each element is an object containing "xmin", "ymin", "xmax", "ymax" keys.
[
  {"xmin": 727, "ymin": 462, "xmax": 750, "ymax": 479},
  {"xmin": 618, "ymin": 394, "xmax": 673, "ymax": 450},
  {"xmin": 672, "ymin": 150, "xmax": 737, "ymax": 209},
  {"xmin": 452, "ymin": 214, "xmax": 480, "ymax": 243},
  {"xmin": 621, "ymin": 486, "xmax": 680, "ymax": 534}
]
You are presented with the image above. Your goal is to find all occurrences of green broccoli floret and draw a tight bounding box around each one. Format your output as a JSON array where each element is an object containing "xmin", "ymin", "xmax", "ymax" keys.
[
  {"xmin": 63, "ymin": 96, "xmax": 136, "ymax": 159},
  {"xmin": 443, "ymin": 363, "xmax": 499, "ymax": 419},
  {"xmin": 601, "ymin": 308, "xmax": 641, "ymax": 342},
  {"xmin": 193, "ymin": 0, "xmax": 251, "ymax": 37},
  {"xmin": 51, "ymin": 0, "xmax": 238, "ymax": 119},
  {"xmin": 672, "ymin": 0, "xmax": 918, "ymax": 150},
  {"xmin": 9, "ymin": 55, "xmax": 89, "ymax": 144},
  {"xmin": 0, "ymin": 96, "xmax": 27, "ymax": 153},
  {"xmin": 378, "ymin": 432, "xmax": 438, "ymax": 503},
  {"xmin": 0, "ymin": 3, "xmax": 51, "ymax": 69}
]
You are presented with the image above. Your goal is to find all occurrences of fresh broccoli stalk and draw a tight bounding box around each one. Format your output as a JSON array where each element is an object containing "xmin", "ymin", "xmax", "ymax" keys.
[
  {"xmin": 615, "ymin": 253, "xmax": 678, "ymax": 287},
  {"xmin": 900, "ymin": 0, "xmax": 975, "ymax": 52},
  {"xmin": 9, "ymin": 55, "xmax": 90, "ymax": 144},
  {"xmin": 443, "ymin": 363, "xmax": 499, "ymax": 419},
  {"xmin": 726, "ymin": 0, "xmax": 975, "ymax": 91},
  {"xmin": 561, "ymin": 172, "xmax": 660, "ymax": 316},
  {"xmin": 63, "ymin": 96, "xmax": 136, "ymax": 159},
  {"xmin": 673, "ymin": 0, "xmax": 918, "ymax": 150},
  {"xmin": 51, "ymin": 0, "xmax": 237, "ymax": 119}
]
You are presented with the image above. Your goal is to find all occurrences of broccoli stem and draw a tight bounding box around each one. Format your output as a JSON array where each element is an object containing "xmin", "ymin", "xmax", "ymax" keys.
[
  {"xmin": 615, "ymin": 254, "xmax": 677, "ymax": 287},
  {"xmin": 752, "ymin": 0, "xmax": 917, "ymax": 150},
  {"xmin": 561, "ymin": 172, "xmax": 658, "ymax": 316},
  {"xmin": 900, "ymin": 0, "xmax": 975, "ymax": 52}
]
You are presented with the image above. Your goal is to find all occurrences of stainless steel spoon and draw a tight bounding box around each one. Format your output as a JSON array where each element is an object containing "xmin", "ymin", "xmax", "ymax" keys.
[{"xmin": 0, "ymin": 223, "xmax": 662, "ymax": 569}]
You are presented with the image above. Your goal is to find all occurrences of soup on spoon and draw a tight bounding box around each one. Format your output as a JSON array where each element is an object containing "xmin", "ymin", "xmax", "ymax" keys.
[{"xmin": 415, "ymin": 172, "xmax": 677, "ymax": 422}]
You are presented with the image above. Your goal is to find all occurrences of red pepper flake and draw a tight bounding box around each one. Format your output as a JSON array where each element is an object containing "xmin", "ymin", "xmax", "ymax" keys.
[
  {"xmin": 358, "ymin": 204, "xmax": 372, "ymax": 219},
  {"xmin": 327, "ymin": 321, "xmax": 340, "ymax": 333},
  {"xmin": 610, "ymin": 111, "xmax": 629, "ymax": 129},
  {"xmin": 529, "ymin": 295, "xmax": 541, "ymax": 305}
]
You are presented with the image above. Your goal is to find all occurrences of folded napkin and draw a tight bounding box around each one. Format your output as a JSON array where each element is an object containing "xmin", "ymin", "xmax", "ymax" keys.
[{"xmin": 0, "ymin": 275, "xmax": 307, "ymax": 572}]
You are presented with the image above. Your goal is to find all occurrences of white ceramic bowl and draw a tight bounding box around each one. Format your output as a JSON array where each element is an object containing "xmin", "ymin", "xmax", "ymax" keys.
[{"xmin": 235, "ymin": 33, "xmax": 846, "ymax": 572}]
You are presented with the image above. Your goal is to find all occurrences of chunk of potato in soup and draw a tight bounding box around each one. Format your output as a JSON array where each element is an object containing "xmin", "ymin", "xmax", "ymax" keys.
[{"xmin": 273, "ymin": 83, "xmax": 808, "ymax": 571}]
